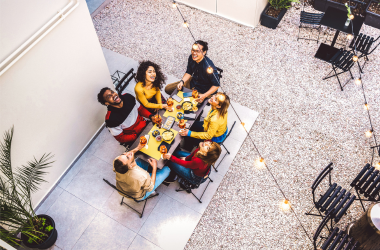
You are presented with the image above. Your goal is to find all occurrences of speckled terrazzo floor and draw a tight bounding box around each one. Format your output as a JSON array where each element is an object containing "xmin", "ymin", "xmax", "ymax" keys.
[{"xmin": 92, "ymin": 1, "xmax": 380, "ymax": 249}]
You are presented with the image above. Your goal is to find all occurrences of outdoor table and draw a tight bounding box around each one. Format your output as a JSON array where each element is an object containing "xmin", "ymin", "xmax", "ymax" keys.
[
  {"xmin": 348, "ymin": 202, "xmax": 380, "ymax": 249},
  {"xmin": 130, "ymin": 87, "xmax": 208, "ymax": 169},
  {"xmin": 319, "ymin": 6, "xmax": 365, "ymax": 47},
  {"xmin": 315, "ymin": 43, "xmax": 340, "ymax": 62}
]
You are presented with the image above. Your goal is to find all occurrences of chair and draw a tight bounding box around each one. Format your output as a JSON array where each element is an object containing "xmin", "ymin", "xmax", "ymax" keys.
[
  {"xmin": 297, "ymin": 11, "xmax": 324, "ymax": 43},
  {"xmin": 306, "ymin": 163, "xmax": 356, "ymax": 226},
  {"xmin": 323, "ymin": 49, "xmax": 355, "ymax": 91},
  {"xmin": 350, "ymin": 163, "xmax": 380, "ymax": 212},
  {"xmin": 349, "ymin": 33, "xmax": 380, "ymax": 73},
  {"xmin": 213, "ymin": 121, "xmax": 236, "ymax": 172},
  {"xmin": 313, "ymin": 210, "xmax": 360, "ymax": 250},
  {"xmin": 216, "ymin": 67, "xmax": 223, "ymax": 79},
  {"xmin": 175, "ymin": 167, "xmax": 213, "ymax": 203},
  {"xmin": 103, "ymin": 179, "xmax": 159, "ymax": 218},
  {"xmin": 111, "ymin": 68, "xmax": 136, "ymax": 95}
]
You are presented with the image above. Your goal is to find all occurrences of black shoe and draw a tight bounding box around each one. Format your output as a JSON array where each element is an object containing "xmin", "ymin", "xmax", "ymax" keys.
[{"xmin": 163, "ymin": 172, "xmax": 177, "ymax": 184}]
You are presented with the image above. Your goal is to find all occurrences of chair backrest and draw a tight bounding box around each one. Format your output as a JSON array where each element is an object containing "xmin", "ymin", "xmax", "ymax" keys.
[
  {"xmin": 103, "ymin": 178, "xmax": 141, "ymax": 202},
  {"xmin": 311, "ymin": 162, "xmax": 333, "ymax": 203},
  {"xmin": 216, "ymin": 67, "xmax": 223, "ymax": 79},
  {"xmin": 220, "ymin": 121, "xmax": 236, "ymax": 145},
  {"xmin": 329, "ymin": 50, "xmax": 355, "ymax": 70},
  {"xmin": 114, "ymin": 68, "xmax": 135, "ymax": 95},
  {"xmin": 300, "ymin": 11, "xmax": 324, "ymax": 25},
  {"xmin": 351, "ymin": 163, "xmax": 380, "ymax": 200},
  {"xmin": 313, "ymin": 209, "xmax": 334, "ymax": 248}
]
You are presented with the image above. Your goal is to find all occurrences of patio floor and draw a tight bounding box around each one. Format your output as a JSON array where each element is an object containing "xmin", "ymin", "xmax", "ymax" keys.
[
  {"xmin": 90, "ymin": 0, "xmax": 380, "ymax": 249},
  {"xmin": 27, "ymin": 48, "xmax": 258, "ymax": 250}
]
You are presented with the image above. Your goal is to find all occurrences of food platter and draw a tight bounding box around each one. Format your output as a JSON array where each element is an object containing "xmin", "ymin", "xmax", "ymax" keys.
[
  {"xmin": 182, "ymin": 101, "xmax": 192, "ymax": 111},
  {"xmin": 162, "ymin": 130, "xmax": 174, "ymax": 141}
]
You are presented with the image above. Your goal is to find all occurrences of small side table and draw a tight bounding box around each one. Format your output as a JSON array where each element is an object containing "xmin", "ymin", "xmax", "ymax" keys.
[{"xmin": 348, "ymin": 203, "xmax": 380, "ymax": 249}]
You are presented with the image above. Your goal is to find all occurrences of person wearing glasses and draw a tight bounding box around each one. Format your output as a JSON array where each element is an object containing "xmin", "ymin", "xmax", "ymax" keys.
[
  {"xmin": 163, "ymin": 141, "xmax": 221, "ymax": 185},
  {"xmin": 164, "ymin": 40, "xmax": 220, "ymax": 103},
  {"xmin": 179, "ymin": 93, "xmax": 230, "ymax": 150}
]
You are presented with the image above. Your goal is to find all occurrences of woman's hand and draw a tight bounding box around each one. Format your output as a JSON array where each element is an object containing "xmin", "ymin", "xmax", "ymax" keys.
[
  {"xmin": 163, "ymin": 153, "xmax": 172, "ymax": 160},
  {"xmin": 137, "ymin": 142, "xmax": 144, "ymax": 150},
  {"xmin": 179, "ymin": 129, "xmax": 189, "ymax": 136},
  {"xmin": 195, "ymin": 94, "xmax": 206, "ymax": 103},
  {"xmin": 162, "ymin": 104, "xmax": 168, "ymax": 110}
]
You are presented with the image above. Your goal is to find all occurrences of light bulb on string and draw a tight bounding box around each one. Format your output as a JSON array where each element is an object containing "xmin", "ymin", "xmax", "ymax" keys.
[
  {"xmin": 206, "ymin": 66, "xmax": 214, "ymax": 74},
  {"xmin": 183, "ymin": 21, "xmax": 189, "ymax": 28},
  {"xmin": 241, "ymin": 122, "xmax": 245, "ymax": 127},
  {"xmin": 365, "ymin": 129, "xmax": 373, "ymax": 138},
  {"xmin": 364, "ymin": 103, "xmax": 369, "ymax": 110},
  {"xmin": 347, "ymin": 34, "xmax": 353, "ymax": 40},
  {"xmin": 375, "ymin": 162, "xmax": 380, "ymax": 171},
  {"xmin": 349, "ymin": 14, "xmax": 354, "ymax": 20},
  {"xmin": 355, "ymin": 78, "xmax": 362, "ymax": 85},
  {"xmin": 254, "ymin": 157, "xmax": 266, "ymax": 169},
  {"xmin": 353, "ymin": 55, "xmax": 359, "ymax": 62},
  {"xmin": 280, "ymin": 199, "xmax": 291, "ymax": 212},
  {"xmin": 172, "ymin": 1, "xmax": 177, "ymax": 8},
  {"xmin": 192, "ymin": 43, "xmax": 199, "ymax": 50}
]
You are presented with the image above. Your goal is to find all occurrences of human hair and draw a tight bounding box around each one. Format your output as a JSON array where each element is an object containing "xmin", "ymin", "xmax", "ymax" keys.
[
  {"xmin": 135, "ymin": 60, "xmax": 166, "ymax": 90},
  {"xmin": 97, "ymin": 87, "xmax": 111, "ymax": 106},
  {"xmin": 196, "ymin": 142, "xmax": 222, "ymax": 166},
  {"xmin": 216, "ymin": 93, "xmax": 230, "ymax": 118},
  {"xmin": 114, "ymin": 158, "xmax": 128, "ymax": 174},
  {"xmin": 195, "ymin": 40, "xmax": 208, "ymax": 54}
]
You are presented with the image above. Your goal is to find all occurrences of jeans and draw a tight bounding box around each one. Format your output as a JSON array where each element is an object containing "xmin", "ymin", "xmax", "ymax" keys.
[
  {"xmin": 135, "ymin": 158, "xmax": 171, "ymax": 200},
  {"xmin": 166, "ymin": 150, "xmax": 206, "ymax": 185}
]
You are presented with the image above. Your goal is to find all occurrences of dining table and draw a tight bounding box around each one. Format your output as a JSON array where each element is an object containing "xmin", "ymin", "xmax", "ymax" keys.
[{"xmin": 130, "ymin": 86, "xmax": 208, "ymax": 169}]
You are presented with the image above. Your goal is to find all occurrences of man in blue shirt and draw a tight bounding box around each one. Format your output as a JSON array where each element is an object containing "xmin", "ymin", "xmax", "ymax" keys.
[{"xmin": 164, "ymin": 40, "xmax": 220, "ymax": 103}]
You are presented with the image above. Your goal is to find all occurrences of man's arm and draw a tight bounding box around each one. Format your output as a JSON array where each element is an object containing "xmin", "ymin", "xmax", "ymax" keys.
[
  {"xmin": 196, "ymin": 86, "xmax": 219, "ymax": 103},
  {"xmin": 130, "ymin": 143, "xmax": 144, "ymax": 154},
  {"xmin": 177, "ymin": 73, "xmax": 192, "ymax": 90},
  {"xmin": 147, "ymin": 158, "xmax": 157, "ymax": 187}
]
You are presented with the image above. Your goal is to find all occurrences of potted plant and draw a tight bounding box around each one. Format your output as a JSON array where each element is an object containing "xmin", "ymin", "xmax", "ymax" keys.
[
  {"xmin": 261, "ymin": 0, "xmax": 299, "ymax": 29},
  {"xmin": 0, "ymin": 127, "xmax": 56, "ymax": 249},
  {"xmin": 365, "ymin": 0, "xmax": 380, "ymax": 29},
  {"xmin": 314, "ymin": 0, "xmax": 357, "ymax": 12}
]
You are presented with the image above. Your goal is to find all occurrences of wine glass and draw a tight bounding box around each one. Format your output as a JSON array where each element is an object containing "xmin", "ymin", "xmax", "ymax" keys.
[
  {"xmin": 140, "ymin": 136, "xmax": 147, "ymax": 147},
  {"xmin": 160, "ymin": 145, "xmax": 167, "ymax": 159},
  {"xmin": 167, "ymin": 98, "xmax": 174, "ymax": 112},
  {"xmin": 192, "ymin": 89, "xmax": 198, "ymax": 99}
]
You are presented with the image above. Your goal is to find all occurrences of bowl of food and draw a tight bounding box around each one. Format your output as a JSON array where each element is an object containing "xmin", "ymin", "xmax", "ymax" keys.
[
  {"xmin": 176, "ymin": 104, "xmax": 182, "ymax": 110},
  {"xmin": 182, "ymin": 101, "xmax": 192, "ymax": 112},
  {"xmin": 152, "ymin": 130, "xmax": 160, "ymax": 138},
  {"xmin": 176, "ymin": 112, "xmax": 184, "ymax": 120},
  {"xmin": 162, "ymin": 130, "xmax": 174, "ymax": 142},
  {"xmin": 155, "ymin": 135, "xmax": 162, "ymax": 142}
]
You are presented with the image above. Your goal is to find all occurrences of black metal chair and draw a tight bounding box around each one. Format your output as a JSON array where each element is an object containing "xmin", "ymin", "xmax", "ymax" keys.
[
  {"xmin": 111, "ymin": 68, "xmax": 136, "ymax": 95},
  {"xmin": 297, "ymin": 11, "xmax": 324, "ymax": 43},
  {"xmin": 313, "ymin": 210, "xmax": 360, "ymax": 250},
  {"xmin": 349, "ymin": 33, "xmax": 380, "ymax": 73},
  {"xmin": 213, "ymin": 121, "xmax": 236, "ymax": 172},
  {"xmin": 350, "ymin": 163, "xmax": 380, "ymax": 212},
  {"xmin": 323, "ymin": 49, "xmax": 355, "ymax": 91},
  {"xmin": 103, "ymin": 178, "xmax": 159, "ymax": 218},
  {"xmin": 216, "ymin": 67, "xmax": 223, "ymax": 79},
  {"xmin": 306, "ymin": 163, "xmax": 356, "ymax": 226},
  {"xmin": 175, "ymin": 167, "xmax": 213, "ymax": 203}
]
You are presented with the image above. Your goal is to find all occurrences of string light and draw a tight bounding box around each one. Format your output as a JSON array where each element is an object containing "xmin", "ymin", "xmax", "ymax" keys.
[
  {"xmin": 280, "ymin": 199, "xmax": 291, "ymax": 212},
  {"xmin": 375, "ymin": 162, "xmax": 380, "ymax": 171},
  {"xmin": 206, "ymin": 66, "xmax": 214, "ymax": 74},
  {"xmin": 365, "ymin": 130, "xmax": 373, "ymax": 138},
  {"xmin": 347, "ymin": 34, "xmax": 353, "ymax": 40},
  {"xmin": 192, "ymin": 43, "xmax": 199, "ymax": 50},
  {"xmin": 255, "ymin": 157, "xmax": 266, "ymax": 169},
  {"xmin": 241, "ymin": 122, "xmax": 245, "ymax": 127},
  {"xmin": 352, "ymin": 55, "xmax": 359, "ymax": 62},
  {"xmin": 172, "ymin": 1, "xmax": 177, "ymax": 8},
  {"xmin": 355, "ymin": 78, "xmax": 362, "ymax": 85},
  {"xmin": 364, "ymin": 103, "xmax": 369, "ymax": 110},
  {"xmin": 349, "ymin": 14, "xmax": 354, "ymax": 20},
  {"xmin": 183, "ymin": 21, "xmax": 189, "ymax": 27}
]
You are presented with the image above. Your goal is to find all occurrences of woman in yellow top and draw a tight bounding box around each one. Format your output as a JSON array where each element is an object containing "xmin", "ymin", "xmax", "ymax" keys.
[
  {"xmin": 180, "ymin": 93, "xmax": 230, "ymax": 146},
  {"xmin": 135, "ymin": 61, "xmax": 169, "ymax": 113}
]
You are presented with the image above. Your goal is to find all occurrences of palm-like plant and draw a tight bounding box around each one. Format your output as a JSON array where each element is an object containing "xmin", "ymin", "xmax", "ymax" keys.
[
  {"xmin": 0, "ymin": 126, "xmax": 54, "ymax": 246},
  {"xmin": 269, "ymin": 0, "xmax": 300, "ymax": 10}
]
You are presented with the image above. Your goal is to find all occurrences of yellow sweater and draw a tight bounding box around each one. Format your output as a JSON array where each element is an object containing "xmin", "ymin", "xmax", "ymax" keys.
[
  {"xmin": 191, "ymin": 109, "xmax": 228, "ymax": 140},
  {"xmin": 134, "ymin": 82, "xmax": 163, "ymax": 109}
]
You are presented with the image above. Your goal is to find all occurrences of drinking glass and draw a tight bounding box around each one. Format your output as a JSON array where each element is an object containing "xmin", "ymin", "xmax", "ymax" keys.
[
  {"xmin": 153, "ymin": 114, "xmax": 162, "ymax": 128},
  {"xmin": 160, "ymin": 145, "xmax": 167, "ymax": 158},
  {"xmin": 140, "ymin": 136, "xmax": 147, "ymax": 147},
  {"xmin": 178, "ymin": 119, "xmax": 186, "ymax": 129},
  {"xmin": 167, "ymin": 98, "xmax": 174, "ymax": 112},
  {"xmin": 192, "ymin": 89, "xmax": 198, "ymax": 99}
]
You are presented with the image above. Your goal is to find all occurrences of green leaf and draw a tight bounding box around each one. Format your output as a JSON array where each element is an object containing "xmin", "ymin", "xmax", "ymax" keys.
[{"xmin": 45, "ymin": 225, "xmax": 54, "ymax": 232}]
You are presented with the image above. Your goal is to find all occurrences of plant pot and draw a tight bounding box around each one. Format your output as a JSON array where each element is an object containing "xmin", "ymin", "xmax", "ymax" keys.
[
  {"xmin": 21, "ymin": 214, "xmax": 58, "ymax": 249},
  {"xmin": 314, "ymin": 0, "xmax": 357, "ymax": 12},
  {"xmin": 260, "ymin": 4, "xmax": 287, "ymax": 29},
  {"xmin": 365, "ymin": 0, "xmax": 380, "ymax": 29}
]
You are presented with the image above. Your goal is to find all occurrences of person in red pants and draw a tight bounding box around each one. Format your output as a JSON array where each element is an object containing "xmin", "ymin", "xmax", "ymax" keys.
[{"xmin": 97, "ymin": 87, "xmax": 153, "ymax": 144}]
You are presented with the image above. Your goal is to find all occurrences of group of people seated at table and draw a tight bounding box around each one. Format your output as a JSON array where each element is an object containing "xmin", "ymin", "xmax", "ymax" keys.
[{"xmin": 96, "ymin": 40, "xmax": 231, "ymax": 201}]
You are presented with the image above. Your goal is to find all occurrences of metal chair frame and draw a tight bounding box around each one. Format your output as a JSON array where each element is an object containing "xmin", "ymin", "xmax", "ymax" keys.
[
  {"xmin": 213, "ymin": 121, "xmax": 236, "ymax": 172},
  {"xmin": 350, "ymin": 163, "xmax": 380, "ymax": 212},
  {"xmin": 306, "ymin": 163, "xmax": 356, "ymax": 227},
  {"xmin": 103, "ymin": 178, "xmax": 159, "ymax": 218},
  {"xmin": 111, "ymin": 68, "xmax": 136, "ymax": 95},
  {"xmin": 175, "ymin": 168, "xmax": 213, "ymax": 203},
  {"xmin": 323, "ymin": 49, "xmax": 355, "ymax": 91},
  {"xmin": 297, "ymin": 11, "xmax": 324, "ymax": 43},
  {"xmin": 349, "ymin": 33, "xmax": 380, "ymax": 73}
]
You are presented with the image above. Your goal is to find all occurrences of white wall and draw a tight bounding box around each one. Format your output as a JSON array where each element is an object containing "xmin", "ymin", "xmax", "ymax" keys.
[
  {"xmin": 178, "ymin": 0, "xmax": 268, "ymax": 28},
  {"xmin": 0, "ymin": 0, "xmax": 112, "ymax": 207}
]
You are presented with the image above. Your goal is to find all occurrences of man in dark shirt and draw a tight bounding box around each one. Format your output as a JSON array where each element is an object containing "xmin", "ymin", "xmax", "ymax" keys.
[{"xmin": 164, "ymin": 40, "xmax": 219, "ymax": 103}]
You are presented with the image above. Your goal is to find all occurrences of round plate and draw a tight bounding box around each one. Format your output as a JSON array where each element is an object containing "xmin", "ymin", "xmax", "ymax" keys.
[
  {"xmin": 162, "ymin": 130, "xmax": 174, "ymax": 141},
  {"xmin": 181, "ymin": 101, "xmax": 192, "ymax": 111}
]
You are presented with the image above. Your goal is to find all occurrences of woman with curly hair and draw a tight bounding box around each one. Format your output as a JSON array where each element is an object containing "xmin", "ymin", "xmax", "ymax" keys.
[{"xmin": 134, "ymin": 60, "xmax": 169, "ymax": 113}]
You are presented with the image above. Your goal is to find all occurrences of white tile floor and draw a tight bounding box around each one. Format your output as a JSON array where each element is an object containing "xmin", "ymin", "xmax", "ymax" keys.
[{"xmin": 29, "ymin": 49, "xmax": 259, "ymax": 250}]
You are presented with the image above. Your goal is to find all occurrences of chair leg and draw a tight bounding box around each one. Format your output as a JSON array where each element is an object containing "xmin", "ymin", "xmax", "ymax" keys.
[
  {"xmin": 332, "ymin": 66, "xmax": 344, "ymax": 91},
  {"xmin": 213, "ymin": 152, "xmax": 228, "ymax": 172},
  {"xmin": 354, "ymin": 188, "xmax": 366, "ymax": 212},
  {"xmin": 222, "ymin": 144, "xmax": 230, "ymax": 155},
  {"xmin": 297, "ymin": 24, "xmax": 302, "ymax": 41}
]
